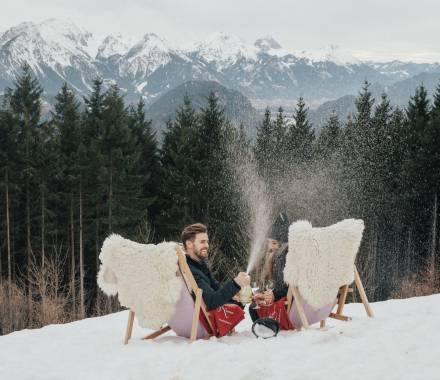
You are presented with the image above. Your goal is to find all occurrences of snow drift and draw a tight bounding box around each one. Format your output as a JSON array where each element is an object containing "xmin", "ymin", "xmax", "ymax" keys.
[{"xmin": 1, "ymin": 294, "xmax": 440, "ymax": 380}]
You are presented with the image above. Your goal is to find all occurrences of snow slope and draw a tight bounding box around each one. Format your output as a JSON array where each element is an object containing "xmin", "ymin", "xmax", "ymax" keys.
[{"xmin": 1, "ymin": 294, "xmax": 439, "ymax": 380}]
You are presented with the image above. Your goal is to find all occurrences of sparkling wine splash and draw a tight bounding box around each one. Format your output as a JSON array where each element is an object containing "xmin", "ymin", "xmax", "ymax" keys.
[{"xmin": 226, "ymin": 137, "xmax": 273, "ymax": 276}]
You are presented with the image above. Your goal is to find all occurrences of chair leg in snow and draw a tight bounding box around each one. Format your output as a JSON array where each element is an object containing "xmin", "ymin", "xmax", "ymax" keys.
[
  {"xmin": 124, "ymin": 310, "xmax": 135, "ymax": 345},
  {"xmin": 337, "ymin": 285, "xmax": 349, "ymax": 315},
  {"xmin": 329, "ymin": 312, "xmax": 351, "ymax": 321},
  {"xmin": 292, "ymin": 286, "xmax": 309, "ymax": 329},
  {"xmin": 143, "ymin": 325, "xmax": 171, "ymax": 340},
  {"xmin": 354, "ymin": 265, "xmax": 374, "ymax": 318}
]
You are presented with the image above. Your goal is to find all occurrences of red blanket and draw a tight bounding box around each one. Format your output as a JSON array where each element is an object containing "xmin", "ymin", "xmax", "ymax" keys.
[
  {"xmin": 256, "ymin": 297, "xmax": 294, "ymax": 330},
  {"xmin": 200, "ymin": 304, "xmax": 245, "ymax": 337}
]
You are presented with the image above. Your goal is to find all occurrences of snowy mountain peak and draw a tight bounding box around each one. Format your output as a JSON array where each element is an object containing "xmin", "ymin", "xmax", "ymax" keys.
[
  {"xmin": 254, "ymin": 36, "xmax": 291, "ymax": 57},
  {"xmin": 97, "ymin": 34, "xmax": 133, "ymax": 59},
  {"xmin": 118, "ymin": 33, "xmax": 174, "ymax": 79},
  {"xmin": 295, "ymin": 44, "xmax": 361, "ymax": 65},
  {"xmin": 0, "ymin": 18, "xmax": 97, "ymax": 78},
  {"xmin": 38, "ymin": 18, "xmax": 93, "ymax": 46},
  {"xmin": 127, "ymin": 33, "xmax": 173, "ymax": 57},
  {"xmin": 254, "ymin": 37, "xmax": 282, "ymax": 51},
  {"xmin": 0, "ymin": 18, "xmax": 94, "ymax": 52},
  {"xmin": 193, "ymin": 32, "xmax": 258, "ymax": 65}
]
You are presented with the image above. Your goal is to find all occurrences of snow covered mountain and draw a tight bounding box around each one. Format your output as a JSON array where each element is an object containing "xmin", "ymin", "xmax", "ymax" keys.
[
  {"xmin": 1, "ymin": 19, "xmax": 440, "ymax": 107},
  {"xmin": 117, "ymin": 33, "xmax": 176, "ymax": 79},
  {"xmin": 0, "ymin": 19, "xmax": 100, "ymax": 94},
  {"xmin": 96, "ymin": 34, "xmax": 133, "ymax": 60},
  {"xmin": 190, "ymin": 32, "xmax": 258, "ymax": 69}
]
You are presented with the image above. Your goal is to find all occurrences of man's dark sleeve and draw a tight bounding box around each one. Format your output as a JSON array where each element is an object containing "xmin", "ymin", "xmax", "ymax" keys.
[{"xmin": 192, "ymin": 273, "xmax": 241, "ymax": 310}]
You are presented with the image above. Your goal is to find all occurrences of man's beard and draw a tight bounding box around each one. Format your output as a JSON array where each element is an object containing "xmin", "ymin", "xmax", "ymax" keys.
[{"xmin": 194, "ymin": 247, "xmax": 208, "ymax": 261}]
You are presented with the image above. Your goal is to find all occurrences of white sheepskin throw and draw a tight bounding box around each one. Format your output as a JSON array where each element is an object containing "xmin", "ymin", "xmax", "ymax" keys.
[
  {"xmin": 284, "ymin": 219, "xmax": 364, "ymax": 310},
  {"xmin": 97, "ymin": 234, "xmax": 183, "ymax": 330}
]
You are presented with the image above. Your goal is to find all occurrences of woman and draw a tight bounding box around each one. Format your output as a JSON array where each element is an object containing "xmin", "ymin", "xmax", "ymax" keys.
[{"xmin": 249, "ymin": 212, "xmax": 292, "ymax": 328}]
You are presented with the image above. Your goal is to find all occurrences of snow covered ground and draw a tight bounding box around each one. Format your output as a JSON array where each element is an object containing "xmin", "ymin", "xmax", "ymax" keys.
[{"xmin": 1, "ymin": 294, "xmax": 439, "ymax": 380}]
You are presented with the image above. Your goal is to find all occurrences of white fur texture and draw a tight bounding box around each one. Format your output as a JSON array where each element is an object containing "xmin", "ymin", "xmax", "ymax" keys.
[
  {"xmin": 97, "ymin": 234, "xmax": 182, "ymax": 330},
  {"xmin": 284, "ymin": 219, "xmax": 364, "ymax": 310}
]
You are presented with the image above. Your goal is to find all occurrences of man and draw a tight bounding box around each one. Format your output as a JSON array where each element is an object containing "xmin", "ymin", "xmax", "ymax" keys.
[
  {"xmin": 182, "ymin": 223, "xmax": 250, "ymax": 309},
  {"xmin": 181, "ymin": 223, "xmax": 250, "ymax": 336}
]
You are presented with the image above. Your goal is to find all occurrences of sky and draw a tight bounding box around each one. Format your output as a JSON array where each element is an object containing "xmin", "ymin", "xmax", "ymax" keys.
[{"xmin": 1, "ymin": 0, "xmax": 439, "ymax": 62}]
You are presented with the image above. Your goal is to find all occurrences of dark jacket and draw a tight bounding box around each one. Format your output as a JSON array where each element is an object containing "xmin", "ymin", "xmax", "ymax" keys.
[
  {"xmin": 186, "ymin": 255, "xmax": 241, "ymax": 310},
  {"xmin": 272, "ymin": 243, "xmax": 289, "ymax": 300}
]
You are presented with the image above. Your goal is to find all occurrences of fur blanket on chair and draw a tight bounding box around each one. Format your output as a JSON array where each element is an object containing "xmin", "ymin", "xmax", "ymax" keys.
[
  {"xmin": 97, "ymin": 234, "xmax": 183, "ymax": 330},
  {"xmin": 284, "ymin": 219, "xmax": 364, "ymax": 310}
]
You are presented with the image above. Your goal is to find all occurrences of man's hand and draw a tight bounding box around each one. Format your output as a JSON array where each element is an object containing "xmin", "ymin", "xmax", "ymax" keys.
[{"xmin": 234, "ymin": 272, "xmax": 250, "ymax": 288}]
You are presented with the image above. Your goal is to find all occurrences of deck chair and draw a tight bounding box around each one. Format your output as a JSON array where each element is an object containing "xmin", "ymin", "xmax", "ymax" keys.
[
  {"xmin": 283, "ymin": 219, "xmax": 374, "ymax": 330},
  {"xmin": 285, "ymin": 266, "xmax": 374, "ymax": 329},
  {"xmin": 123, "ymin": 245, "xmax": 214, "ymax": 343}
]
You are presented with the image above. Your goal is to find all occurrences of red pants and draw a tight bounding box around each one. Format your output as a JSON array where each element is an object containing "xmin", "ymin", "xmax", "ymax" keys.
[
  {"xmin": 200, "ymin": 304, "xmax": 245, "ymax": 337},
  {"xmin": 255, "ymin": 297, "xmax": 294, "ymax": 330}
]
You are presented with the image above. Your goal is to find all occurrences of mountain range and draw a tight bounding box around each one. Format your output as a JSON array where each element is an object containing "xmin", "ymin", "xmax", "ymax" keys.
[{"xmin": 1, "ymin": 18, "xmax": 440, "ymax": 131}]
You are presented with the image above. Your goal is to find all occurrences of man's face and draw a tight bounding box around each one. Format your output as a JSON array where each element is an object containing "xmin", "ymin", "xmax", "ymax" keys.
[{"xmin": 188, "ymin": 233, "xmax": 209, "ymax": 260}]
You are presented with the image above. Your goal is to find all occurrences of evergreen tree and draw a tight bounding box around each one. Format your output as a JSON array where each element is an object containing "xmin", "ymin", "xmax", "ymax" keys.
[
  {"xmin": 316, "ymin": 110, "xmax": 341, "ymax": 159},
  {"xmin": 81, "ymin": 77, "xmax": 107, "ymax": 308},
  {"xmin": 370, "ymin": 93, "xmax": 393, "ymax": 211},
  {"xmin": 287, "ymin": 97, "xmax": 315, "ymax": 164},
  {"xmin": 0, "ymin": 105, "xmax": 19, "ymax": 287},
  {"xmin": 83, "ymin": 78, "xmax": 105, "ymax": 141},
  {"xmin": 197, "ymin": 92, "xmax": 227, "ymax": 222},
  {"xmin": 270, "ymin": 107, "xmax": 288, "ymax": 181},
  {"xmin": 255, "ymin": 107, "xmax": 273, "ymax": 178},
  {"xmin": 100, "ymin": 84, "xmax": 144, "ymax": 235},
  {"xmin": 6, "ymin": 64, "xmax": 43, "ymax": 280},
  {"xmin": 355, "ymin": 81, "xmax": 375, "ymax": 129},
  {"xmin": 344, "ymin": 82, "xmax": 375, "ymax": 215},
  {"xmin": 404, "ymin": 85, "xmax": 431, "ymax": 204},
  {"xmin": 428, "ymin": 83, "xmax": 440, "ymax": 191},
  {"xmin": 52, "ymin": 82, "xmax": 82, "ymax": 315},
  {"xmin": 196, "ymin": 92, "xmax": 244, "ymax": 271},
  {"xmin": 128, "ymin": 99, "xmax": 161, "ymax": 235},
  {"xmin": 82, "ymin": 77, "xmax": 106, "ymax": 253},
  {"xmin": 273, "ymin": 106, "xmax": 287, "ymax": 152},
  {"xmin": 399, "ymin": 85, "xmax": 432, "ymax": 281},
  {"xmin": 369, "ymin": 94, "xmax": 394, "ymax": 298},
  {"xmin": 426, "ymin": 84, "xmax": 440, "ymax": 279},
  {"xmin": 159, "ymin": 95, "xmax": 200, "ymax": 237}
]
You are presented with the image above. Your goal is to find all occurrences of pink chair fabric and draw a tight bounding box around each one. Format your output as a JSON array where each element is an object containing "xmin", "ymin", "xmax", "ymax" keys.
[
  {"xmin": 288, "ymin": 294, "xmax": 338, "ymax": 329},
  {"xmin": 167, "ymin": 279, "xmax": 208, "ymax": 339}
]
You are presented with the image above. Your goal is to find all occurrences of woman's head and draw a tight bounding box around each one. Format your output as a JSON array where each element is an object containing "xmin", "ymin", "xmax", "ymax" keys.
[
  {"xmin": 269, "ymin": 212, "xmax": 290, "ymax": 243},
  {"xmin": 267, "ymin": 238, "xmax": 280, "ymax": 253}
]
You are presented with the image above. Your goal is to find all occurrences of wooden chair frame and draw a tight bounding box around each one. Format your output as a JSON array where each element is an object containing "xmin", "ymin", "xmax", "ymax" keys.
[
  {"xmin": 123, "ymin": 245, "xmax": 213, "ymax": 344},
  {"xmin": 285, "ymin": 265, "xmax": 374, "ymax": 330}
]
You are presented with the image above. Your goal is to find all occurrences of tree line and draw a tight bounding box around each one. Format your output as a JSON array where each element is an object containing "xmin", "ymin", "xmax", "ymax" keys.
[{"xmin": 0, "ymin": 65, "xmax": 439, "ymax": 334}]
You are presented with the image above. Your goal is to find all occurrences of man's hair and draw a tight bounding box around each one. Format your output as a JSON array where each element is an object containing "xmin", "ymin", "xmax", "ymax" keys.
[{"xmin": 181, "ymin": 223, "xmax": 208, "ymax": 249}]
